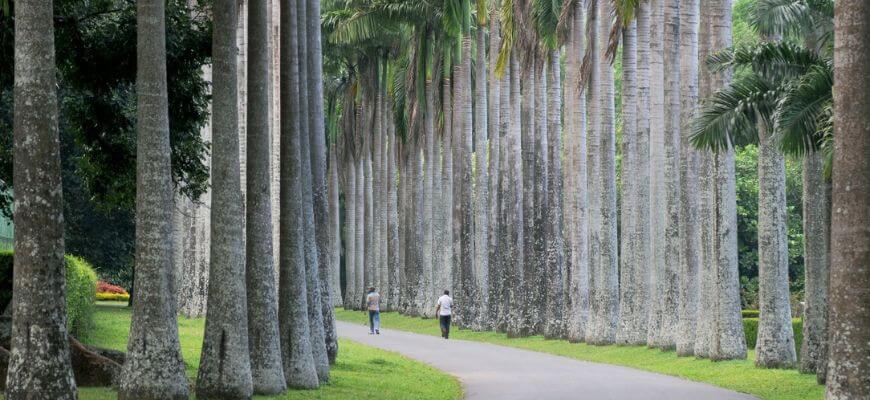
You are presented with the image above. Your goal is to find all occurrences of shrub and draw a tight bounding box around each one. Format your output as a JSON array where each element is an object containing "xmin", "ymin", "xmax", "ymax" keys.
[
  {"xmin": 743, "ymin": 318, "xmax": 803, "ymax": 356},
  {"xmin": 741, "ymin": 309, "xmax": 760, "ymax": 318},
  {"xmin": 97, "ymin": 280, "xmax": 128, "ymax": 295},
  {"xmin": 0, "ymin": 251, "xmax": 98, "ymax": 338},
  {"xmin": 96, "ymin": 292, "xmax": 130, "ymax": 302}
]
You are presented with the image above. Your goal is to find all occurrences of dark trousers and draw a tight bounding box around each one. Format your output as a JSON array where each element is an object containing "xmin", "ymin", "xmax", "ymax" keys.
[{"xmin": 439, "ymin": 315, "xmax": 451, "ymax": 338}]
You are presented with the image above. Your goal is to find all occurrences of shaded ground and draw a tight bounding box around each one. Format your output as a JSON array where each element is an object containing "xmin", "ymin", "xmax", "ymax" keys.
[{"xmin": 338, "ymin": 320, "xmax": 757, "ymax": 400}]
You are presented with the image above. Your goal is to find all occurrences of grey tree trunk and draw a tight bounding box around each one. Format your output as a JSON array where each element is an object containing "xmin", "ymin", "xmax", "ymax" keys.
[
  {"xmin": 646, "ymin": 0, "xmax": 667, "ymax": 349},
  {"xmin": 617, "ymin": 19, "xmax": 643, "ymax": 346},
  {"xmin": 799, "ymin": 152, "xmax": 829, "ymax": 377},
  {"xmin": 565, "ymin": 0, "xmax": 589, "ymax": 344},
  {"xmin": 295, "ymin": 0, "xmax": 329, "ymax": 381},
  {"xmin": 755, "ymin": 116, "xmax": 797, "ymax": 368},
  {"xmin": 329, "ymin": 145, "xmax": 343, "ymax": 307},
  {"xmin": 544, "ymin": 49, "xmax": 565, "ymax": 340},
  {"xmin": 344, "ymin": 157, "xmax": 357, "ymax": 309},
  {"xmin": 506, "ymin": 51, "xmax": 526, "ymax": 338},
  {"xmin": 117, "ymin": 0, "xmax": 191, "ymax": 396},
  {"xmin": 196, "ymin": 0, "xmax": 254, "ymax": 395},
  {"xmin": 277, "ymin": 0, "xmax": 319, "ymax": 385},
  {"xmin": 634, "ymin": 0, "xmax": 652, "ymax": 346},
  {"xmin": 657, "ymin": 0, "xmax": 682, "ymax": 351},
  {"xmin": 827, "ymin": 1, "xmax": 870, "ymax": 396},
  {"xmin": 474, "ymin": 24, "xmax": 490, "ymax": 332},
  {"xmin": 379, "ymin": 95, "xmax": 390, "ymax": 311},
  {"xmin": 387, "ymin": 115, "xmax": 402, "ymax": 310},
  {"xmin": 7, "ymin": 0, "xmax": 77, "ymax": 394},
  {"xmin": 588, "ymin": 0, "xmax": 619, "ymax": 345},
  {"xmin": 485, "ymin": 8, "xmax": 502, "ymax": 333},
  {"xmin": 694, "ymin": 0, "xmax": 746, "ymax": 361},
  {"xmin": 585, "ymin": 0, "xmax": 602, "ymax": 344},
  {"xmin": 305, "ymin": 0, "xmax": 338, "ymax": 365},
  {"xmin": 458, "ymin": 36, "xmax": 477, "ymax": 329},
  {"xmin": 245, "ymin": 0, "xmax": 286, "ymax": 391},
  {"xmin": 676, "ymin": 0, "xmax": 700, "ymax": 357},
  {"xmin": 420, "ymin": 76, "xmax": 436, "ymax": 318},
  {"xmin": 356, "ymin": 153, "xmax": 365, "ymax": 309},
  {"xmin": 519, "ymin": 53, "xmax": 537, "ymax": 338},
  {"xmin": 372, "ymin": 83, "xmax": 384, "ymax": 298},
  {"xmin": 441, "ymin": 74, "xmax": 455, "ymax": 302},
  {"xmin": 532, "ymin": 57, "xmax": 548, "ymax": 337}
]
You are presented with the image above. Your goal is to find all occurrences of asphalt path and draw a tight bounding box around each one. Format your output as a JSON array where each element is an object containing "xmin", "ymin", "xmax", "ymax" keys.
[{"xmin": 337, "ymin": 320, "xmax": 757, "ymax": 400}]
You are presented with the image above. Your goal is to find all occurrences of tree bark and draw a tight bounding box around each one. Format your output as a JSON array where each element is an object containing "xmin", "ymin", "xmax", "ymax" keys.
[
  {"xmin": 486, "ymin": 7, "xmax": 502, "ymax": 333},
  {"xmin": 755, "ymin": 114, "xmax": 797, "ymax": 368},
  {"xmin": 277, "ymin": 0, "xmax": 319, "ymax": 385},
  {"xmin": 544, "ymin": 49, "xmax": 565, "ymax": 340},
  {"xmin": 329, "ymin": 145, "xmax": 343, "ymax": 307},
  {"xmin": 565, "ymin": 0, "xmax": 589, "ymax": 344},
  {"xmin": 474, "ymin": 24, "xmax": 490, "ymax": 332},
  {"xmin": 7, "ymin": 0, "xmax": 77, "ymax": 394},
  {"xmin": 676, "ymin": 0, "xmax": 700, "ymax": 357},
  {"xmin": 117, "ymin": 0, "xmax": 191, "ymax": 396},
  {"xmin": 506, "ymin": 51, "xmax": 525, "ymax": 338},
  {"xmin": 799, "ymin": 152, "xmax": 829, "ymax": 377},
  {"xmin": 827, "ymin": 1, "xmax": 870, "ymax": 396}
]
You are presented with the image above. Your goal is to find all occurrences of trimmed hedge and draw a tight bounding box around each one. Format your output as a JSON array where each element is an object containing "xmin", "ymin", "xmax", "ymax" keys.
[
  {"xmin": 741, "ymin": 309, "xmax": 760, "ymax": 318},
  {"xmin": 0, "ymin": 251, "xmax": 98, "ymax": 337},
  {"xmin": 743, "ymin": 318, "xmax": 803, "ymax": 355}
]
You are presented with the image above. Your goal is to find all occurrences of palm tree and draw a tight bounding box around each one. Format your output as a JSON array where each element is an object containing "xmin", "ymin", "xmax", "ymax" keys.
[
  {"xmin": 616, "ymin": 9, "xmax": 642, "ymax": 346},
  {"xmin": 305, "ymin": 0, "xmax": 339, "ymax": 365},
  {"xmin": 278, "ymin": 0, "xmax": 319, "ymax": 386},
  {"xmin": 6, "ymin": 0, "xmax": 77, "ymax": 395},
  {"xmin": 117, "ymin": 0, "xmax": 191, "ymax": 396},
  {"xmin": 826, "ymin": 1, "xmax": 869, "ymax": 397},
  {"xmin": 544, "ymin": 47, "xmax": 565, "ymax": 339},
  {"xmin": 486, "ymin": 0, "xmax": 503, "ymax": 333},
  {"xmin": 676, "ymin": 0, "xmax": 701, "ymax": 357},
  {"xmin": 563, "ymin": 0, "xmax": 589, "ymax": 344},
  {"xmin": 329, "ymin": 143, "xmax": 342, "ymax": 307},
  {"xmin": 196, "ymin": 0, "xmax": 254, "ymax": 395},
  {"xmin": 474, "ymin": 6, "xmax": 491, "ymax": 332},
  {"xmin": 246, "ymin": 0, "xmax": 286, "ymax": 392}
]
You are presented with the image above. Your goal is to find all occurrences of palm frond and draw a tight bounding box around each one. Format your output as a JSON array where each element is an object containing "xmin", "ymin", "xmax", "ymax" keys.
[
  {"xmin": 494, "ymin": 0, "xmax": 515, "ymax": 76},
  {"xmin": 706, "ymin": 42, "xmax": 822, "ymax": 84},
  {"xmin": 773, "ymin": 62, "xmax": 832, "ymax": 155},
  {"xmin": 691, "ymin": 74, "xmax": 778, "ymax": 152},
  {"xmin": 748, "ymin": 0, "xmax": 813, "ymax": 38}
]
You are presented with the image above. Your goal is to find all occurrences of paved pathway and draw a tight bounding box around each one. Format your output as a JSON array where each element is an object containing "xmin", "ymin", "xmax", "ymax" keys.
[{"xmin": 337, "ymin": 320, "xmax": 756, "ymax": 400}]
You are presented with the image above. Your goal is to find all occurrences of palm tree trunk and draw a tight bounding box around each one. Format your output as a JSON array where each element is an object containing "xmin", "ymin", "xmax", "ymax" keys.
[
  {"xmin": 617, "ymin": 18, "xmax": 642, "ymax": 345},
  {"xmin": 588, "ymin": 0, "xmax": 618, "ymax": 345},
  {"xmin": 506, "ymin": 50, "xmax": 525, "ymax": 338},
  {"xmin": 565, "ymin": 0, "xmax": 589, "ymax": 344},
  {"xmin": 344, "ymin": 156, "xmax": 357, "ymax": 310},
  {"xmin": 387, "ymin": 111, "xmax": 402, "ymax": 310},
  {"xmin": 421, "ymin": 75, "xmax": 436, "ymax": 318},
  {"xmin": 296, "ymin": 0, "xmax": 330, "ymax": 380},
  {"xmin": 755, "ymin": 114, "xmax": 797, "ymax": 368},
  {"xmin": 458, "ymin": 35, "xmax": 477, "ymax": 328},
  {"xmin": 246, "ymin": 0, "xmax": 286, "ymax": 390},
  {"xmin": 7, "ymin": 0, "xmax": 77, "ymax": 394},
  {"xmin": 277, "ymin": 0, "xmax": 319, "ymax": 384},
  {"xmin": 532, "ymin": 56, "xmax": 548, "ymax": 337},
  {"xmin": 585, "ymin": 0, "xmax": 602, "ymax": 343},
  {"xmin": 676, "ymin": 0, "xmax": 700, "ymax": 357},
  {"xmin": 486, "ymin": 6, "xmax": 502, "ymax": 333},
  {"xmin": 356, "ymin": 154, "xmax": 365, "ymax": 309},
  {"xmin": 520, "ymin": 53, "xmax": 537, "ymax": 337},
  {"xmin": 474, "ymin": 23, "xmax": 490, "ymax": 332},
  {"xmin": 827, "ymin": 2, "xmax": 870, "ymax": 396},
  {"xmin": 799, "ymin": 152, "xmax": 829, "ymax": 377},
  {"xmin": 544, "ymin": 49, "xmax": 565, "ymax": 340},
  {"xmin": 494, "ymin": 62, "xmax": 511, "ymax": 333},
  {"xmin": 441, "ymin": 72, "xmax": 455, "ymax": 301},
  {"xmin": 329, "ymin": 145, "xmax": 342, "ymax": 307},
  {"xmin": 646, "ymin": 0, "xmax": 667, "ymax": 349},
  {"xmin": 114, "ymin": 1, "xmax": 192, "ymax": 399}
]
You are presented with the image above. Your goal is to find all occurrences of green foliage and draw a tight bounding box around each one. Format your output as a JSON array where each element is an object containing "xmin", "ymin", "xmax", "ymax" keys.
[
  {"xmin": 78, "ymin": 303, "xmax": 462, "ymax": 399},
  {"xmin": 0, "ymin": 252, "xmax": 97, "ymax": 338},
  {"xmin": 742, "ymin": 317, "xmax": 803, "ymax": 354},
  {"xmin": 336, "ymin": 310, "xmax": 824, "ymax": 400},
  {"xmin": 742, "ymin": 309, "xmax": 761, "ymax": 318},
  {"xmin": 0, "ymin": 0, "xmax": 212, "ymax": 216},
  {"xmin": 65, "ymin": 256, "xmax": 98, "ymax": 337}
]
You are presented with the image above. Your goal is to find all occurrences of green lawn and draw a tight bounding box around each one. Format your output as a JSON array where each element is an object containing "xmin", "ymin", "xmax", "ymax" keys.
[
  {"xmin": 335, "ymin": 308, "xmax": 824, "ymax": 400},
  {"xmin": 76, "ymin": 302, "xmax": 460, "ymax": 400}
]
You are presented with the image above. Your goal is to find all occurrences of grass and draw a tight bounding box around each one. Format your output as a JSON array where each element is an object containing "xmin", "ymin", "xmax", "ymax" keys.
[
  {"xmin": 74, "ymin": 302, "xmax": 461, "ymax": 400},
  {"xmin": 335, "ymin": 308, "xmax": 824, "ymax": 400}
]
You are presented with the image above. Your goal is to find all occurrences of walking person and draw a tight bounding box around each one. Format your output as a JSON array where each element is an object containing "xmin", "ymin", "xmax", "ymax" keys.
[
  {"xmin": 366, "ymin": 287, "xmax": 381, "ymax": 334},
  {"xmin": 435, "ymin": 290, "xmax": 454, "ymax": 339}
]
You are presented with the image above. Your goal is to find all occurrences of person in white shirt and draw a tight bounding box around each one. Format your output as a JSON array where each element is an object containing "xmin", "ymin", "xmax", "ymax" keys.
[
  {"xmin": 435, "ymin": 290, "xmax": 454, "ymax": 339},
  {"xmin": 365, "ymin": 287, "xmax": 380, "ymax": 334}
]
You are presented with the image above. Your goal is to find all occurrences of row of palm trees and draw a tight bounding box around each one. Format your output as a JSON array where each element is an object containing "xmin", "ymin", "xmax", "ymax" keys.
[
  {"xmin": 322, "ymin": 0, "xmax": 866, "ymax": 395},
  {"xmin": 7, "ymin": 0, "xmax": 338, "ymax": 397}
]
